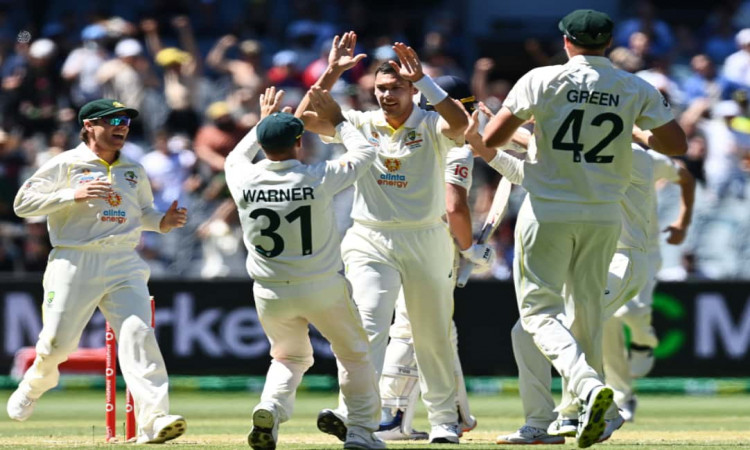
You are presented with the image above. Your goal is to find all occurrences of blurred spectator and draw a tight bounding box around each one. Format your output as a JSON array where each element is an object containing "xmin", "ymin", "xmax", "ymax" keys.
[
  {"xmin": 194, "ymin": 101, "xmax": 250, "ymax": 174},
  {"xmin": 681, "ymin": 54, "xmax": 728, "ymax": 104},
  {"xmin": 615, "ymin": 0, "xmax": 675, "ymax": 57},
  {"xmin": 16, "ymin": 38, "xmax": 62, "ymax": 138},
  {"xmin": 704, "ymin": 4, "xmax": 738, "ymax": 64},
  {"xmin": 61, "ymin": 24, "xmax": 108, "ymax": 107},
  {"xmin": 722, "ymin": 28, "xmax": 750, "ymax": 94},
  {"xmin": 96, "ymin": 38, "xmax": 153, "ymax": 141},
  {"xmin": 206, "ymin": 34, "xmax": 265, "ymax": 99},
  {"xmin": 143, "ymin": 16, "xmax": 204, "ymax": 137},
  {"xmin": 141, "ymin": 131, "xmax": 198, "ymax": 212},
  {"xmin": 609, "ymin": 47, "xmax": 644, "ymax": 73},
  {"xmin": 637, "ymin": 55, "xmax": 686, "ymax": 110}
]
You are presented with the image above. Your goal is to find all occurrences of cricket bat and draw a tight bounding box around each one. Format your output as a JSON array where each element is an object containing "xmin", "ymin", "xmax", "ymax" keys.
[{"xmin": 456, "ymin": 177, "xmax": 513, "ymax": 288}]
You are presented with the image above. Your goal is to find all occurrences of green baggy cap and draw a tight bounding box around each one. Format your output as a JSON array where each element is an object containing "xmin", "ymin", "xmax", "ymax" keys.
[
  {"xmin": 78, "ymin": 98, "xmax": 139, "ymax": 126},
  {"xmin": 558, "ymin": 9, "xmax": 614, "ymax": 48},
  {"xmin": 256, "ymin": 112, "xmax": 305, "ymax": 150}
]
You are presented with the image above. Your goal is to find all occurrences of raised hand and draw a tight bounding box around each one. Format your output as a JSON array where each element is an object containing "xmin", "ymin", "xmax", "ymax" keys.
[
  {"xmin": 160, "ymin": 200, "xmax": 188, "ymax": 232},
  {"xmin": 303, "ymin": 86, "xmax": 344, "ymax": 127},
  {"xmin": 328, "ymin": 31, "xmax": 367, "ymax": 73},
  {"xmin": 74, "ymin": 179, "xmax": 112, "ymax": 202},
  {"xmin": 390, "ymin": 42, "xmax": 424, "ymax": 82},
  {"xmin": 259, "ymin": 86, "xmax": 285, "ymax": 119}
]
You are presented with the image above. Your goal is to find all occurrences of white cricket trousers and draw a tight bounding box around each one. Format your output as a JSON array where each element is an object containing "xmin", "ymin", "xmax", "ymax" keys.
[
  {"xmin": 252, "ymin": 274, "xmax": 380, "ymax": 430},
  {"xmin": 19, "ymin": 247, "xmax": 169, "ymax": 434},
  {"xmin": 512, "ymin": 248, "xmax": 648, "ymax": 425},
  {"xmin": 613, "ymin": 249, "xmax": 661, "ymax": 348},
  {"xmin": 341, "ymin": 221, "xmax": 457, "ymax": 426},
  {"xmin": 514, "ymin": 216, "xmax": 619, "ymax": 402}
]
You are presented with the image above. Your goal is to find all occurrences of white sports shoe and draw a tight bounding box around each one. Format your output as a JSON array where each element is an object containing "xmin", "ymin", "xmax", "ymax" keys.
[
  {"xmin": 629, "ymin": 346, "xmax": 655, "ymax": 378},
  {"xmin": 317, "ymin": 408, "xmax": 347, "ymax": 442},
  {"xmin": 596, "ymin": 414, "xmax": 625, "ymax": 443},
  {"xmin": 136, "ymin": 414, "xmax": 186, "ymax": 443},
  {"xmin": 6, "ymin": 389, "xmax": 37, "ymax": 421},
  {"xmin": 547, "ymin": 418, "xmax": 578, "ymax": 437},
  {"xmin": 496, "ymin": 425, "xmax": 565, "ymax": 445},
  {"xmin": 248, "ymin": 402, "xmax": 279, "ymax": 450},
  {"xmin": 344, "ymin": 426, "xmax": 386, "ymax": 449},
  {"xmin": 620, "ymin": 396, "xmax": 638, "ymax": 422},
  {"xmin": 429, "ymin": 423, "xmax": 460, "ymax": 444},
  {"xmin": 576, "ymin": 385, "xmax": 613, "ymax": 448}
]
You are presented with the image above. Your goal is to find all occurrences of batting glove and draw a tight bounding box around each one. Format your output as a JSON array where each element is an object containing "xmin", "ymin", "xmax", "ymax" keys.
[{"xmin": 460, "ymin": 243, "xmax": 496, "ymax": 271}]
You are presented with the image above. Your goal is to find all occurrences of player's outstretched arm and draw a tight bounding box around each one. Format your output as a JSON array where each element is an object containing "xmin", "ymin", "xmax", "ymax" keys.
[
  {"xmin": 635, "ymin": 120, "xmax": 688, "ymax": 156},
  {"xmin": 483, "ymin": 106, "xmax": 525, "ymax": 149},
  {"xmin": 294, "ymin": 31, "xmax": 365, "ymax": 135},
  {"xmin": 664, "ymin": 160, "xmax": 695, "ymax": 245},
  {"xmin": 466, "ymin": 106, "xmax": 525, "ymax": 185}
]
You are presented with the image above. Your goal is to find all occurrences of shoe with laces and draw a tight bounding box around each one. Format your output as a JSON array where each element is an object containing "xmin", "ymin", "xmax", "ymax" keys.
[
  {"xmin": 136, "ymin": 414, "xmax": 186, "ymax": 443},
  {"xmin": 248, "ymin": 402, "xmax": 279, "ymax": 450},
  {"xmin": 576, "ymin": 385, "xmax": 614, "ymax": 448},
  {"xmin": 6, "ymin": 389, "xmax": 37, "ymax": 421},
  {"xmin": 317, "ymin": 408, "xmax": 347, "ymax": 442},
  {"xmin": 429, "ymin": 423, "xmax": 460, "ymax": 444},
  {"xmin": 496, "ymin": 425, "xmax": 565, "ymax": 444},
  {"xmin": 548, "ymin": 418, "xmax": 578, "ymax": 437},
  {"xmin": 344, "ymin": 426, "xmax": 386, "ymax": 449},
  {"xmin": 374, "ymin": 409, "xmax": 428, "ymax": 441}
]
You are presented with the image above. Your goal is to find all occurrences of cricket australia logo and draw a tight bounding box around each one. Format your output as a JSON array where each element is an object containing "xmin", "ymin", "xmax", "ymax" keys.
[
  {"xmin": 106, "ymin": 191, "xmax": 122, "ymax": 207},
  {"xmin": 112, "ymin": 101, "xmax": 125, "ymax": 108},
  {"xmin": 384, "ymin": 158, "xmax": 401, "ymax": 172},
  {"xmin": 124, "ymin": 170, "xmax": 138, "ymax": 187},
  {"xmin": 404, "ymin": 129, "xmax": 423, "ymax": 149}
]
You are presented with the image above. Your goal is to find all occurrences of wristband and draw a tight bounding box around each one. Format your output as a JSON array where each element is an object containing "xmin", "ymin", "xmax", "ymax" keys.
[{"xmin": 414, "ymin": 75, "xmax": 449, "ymax": 106}]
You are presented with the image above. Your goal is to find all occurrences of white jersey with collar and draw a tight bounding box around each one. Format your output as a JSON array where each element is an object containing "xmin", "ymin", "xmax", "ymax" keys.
[
  {"xmin": 322, "ymin": 106, "xmax": 457, "ymax": 226},
  {"xmin": 226, "ymin": 122, "xmax": 377, "ymax": 283},
  {"xmin": 504, "ymin": 54, "xmax": 675, "ymax": 208},
  {"xmin": 14, "ymin": 143, "xmax": 163, "ymax": 249}
]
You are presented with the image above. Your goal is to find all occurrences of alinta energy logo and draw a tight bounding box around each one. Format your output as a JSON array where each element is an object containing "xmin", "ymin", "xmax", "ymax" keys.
[
  {"xmin": 379, "ymin": 158, "xmax": 408, "ymax": 189},
  {"xmin": 102, "ymin": 191, "xmax": 127, "ymax": 224}
]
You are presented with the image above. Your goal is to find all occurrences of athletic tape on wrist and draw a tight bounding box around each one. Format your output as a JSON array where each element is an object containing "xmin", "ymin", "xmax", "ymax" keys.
[{"xmin": 414, "ymin": 76, "xmax": 448, "ymax": 106}]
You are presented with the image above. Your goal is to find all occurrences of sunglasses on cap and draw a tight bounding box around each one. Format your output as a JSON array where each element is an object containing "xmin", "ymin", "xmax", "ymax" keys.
[{"xmin": 91, "ymin": 116, "xmax": 132, "ymax": 126}]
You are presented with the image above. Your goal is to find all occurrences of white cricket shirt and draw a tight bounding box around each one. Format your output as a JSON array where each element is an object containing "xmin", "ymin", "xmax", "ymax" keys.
[
  {"xmin": 321, "ymin": 107, "xmax": 457, "ymax": 227},
  {"xmin": 226, "ymin": 122, "xmax": 377, "ymax": 283},
  {"xmin": 504, "ymin": 55, "xmax": 675, "ymax": 210},
  {"xmin": 14, "ymin": 143, "xmax": 164, "ymax": 249}
]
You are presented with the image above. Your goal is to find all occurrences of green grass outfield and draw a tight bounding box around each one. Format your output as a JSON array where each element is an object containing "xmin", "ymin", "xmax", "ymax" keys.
[{"xmin": 1, "ymin": 390, "xmax": 749, "ymax": 449}]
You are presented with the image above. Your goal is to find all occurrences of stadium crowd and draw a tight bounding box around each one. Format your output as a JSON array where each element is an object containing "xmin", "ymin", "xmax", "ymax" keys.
[{"xmin": 0, "ymin": 0, "xmax": 749, "ymax": 279}]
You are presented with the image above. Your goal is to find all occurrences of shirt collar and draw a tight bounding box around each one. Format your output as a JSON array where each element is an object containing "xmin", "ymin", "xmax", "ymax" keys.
[
  {"xmin": 566, "ymin": 54, "xmax": 615, "ymax": 69},
  {"xmin": 74, "ymin": 142, "xmax": 125, "ymax": 165},
  {"xmin": 257, "ymin": 158, "xmax": 302, "ymax": 171},
  {"xmin": 371, "ymin": 103, "xmax": 425, "ymax": 132}
]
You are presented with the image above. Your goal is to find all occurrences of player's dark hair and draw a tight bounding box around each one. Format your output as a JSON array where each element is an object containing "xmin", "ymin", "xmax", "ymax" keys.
[{"xmin": 375, "ymin": 61, "xmax": 400, "ymax": 78}]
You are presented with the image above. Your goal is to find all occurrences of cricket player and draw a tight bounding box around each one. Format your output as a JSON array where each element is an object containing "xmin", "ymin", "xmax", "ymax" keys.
[
  {"xmin": 8, "ymin": 98, "xmax": 188, "ymax": 444},
  {"xmin": 603, "ymin": 132, "xmax": 695, "ymax": 422},
  {"xmin": 296, "ymin": 32, "xmax": 470, "ymax": 444},
  {"xmin": 481, "ymin": 9, "xmax": 686, "ymax": 447},
  {"xmin": 376, "ymin": 76, "xmax": 491, "ymax": 441},
  {"xmin": 468, "ymin": 99, "xmax": 691, "ymax": 442},
  {"xmin": 225, "ymin": 86, "xmax": 384, "ymax": 450}
]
